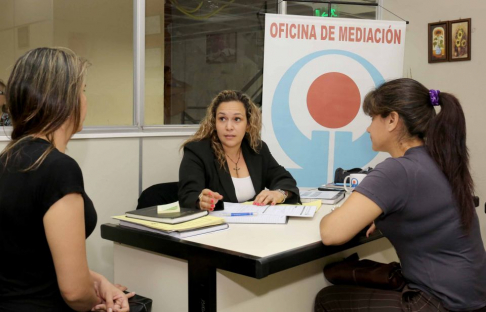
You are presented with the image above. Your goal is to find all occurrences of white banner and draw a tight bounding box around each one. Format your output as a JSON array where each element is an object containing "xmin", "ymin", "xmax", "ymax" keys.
[{"xmin": 262, "ymin": 14, "xmax": 406, "ymax": 187}]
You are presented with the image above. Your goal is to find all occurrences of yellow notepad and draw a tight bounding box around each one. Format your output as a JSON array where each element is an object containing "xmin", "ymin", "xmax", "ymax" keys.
[{"xmin": 113, "ymin": 215, "xmax": 225, "ymax": 232}]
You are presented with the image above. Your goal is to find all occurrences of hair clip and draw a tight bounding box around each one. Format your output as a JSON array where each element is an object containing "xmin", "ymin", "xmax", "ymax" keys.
[{"xmin": 429, "ymin": 89, "xmax": 440, "ymax": 106}]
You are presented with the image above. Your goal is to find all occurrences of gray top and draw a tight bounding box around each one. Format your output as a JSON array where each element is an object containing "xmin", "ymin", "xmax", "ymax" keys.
[{"xmin": 355, "ymin": 146, "xmax": 486, "ymax": 311}]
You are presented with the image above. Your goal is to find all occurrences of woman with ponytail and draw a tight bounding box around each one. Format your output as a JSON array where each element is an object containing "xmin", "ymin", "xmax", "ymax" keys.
[{"xmin": 316, "ymin": 78, "xmax": 486, "ymax": 311}]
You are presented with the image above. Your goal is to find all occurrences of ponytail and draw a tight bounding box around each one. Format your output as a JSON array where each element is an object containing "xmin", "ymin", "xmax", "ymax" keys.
[
  {"xmin": 426, "ymin": 92, "xmax": 475, "ymax": 231},
  {"xmin": 363, "ymin": 78, "xmax": 475, "ymax": 232}
]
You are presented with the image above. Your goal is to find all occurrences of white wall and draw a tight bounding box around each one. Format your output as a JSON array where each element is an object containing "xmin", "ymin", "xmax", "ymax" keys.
[
  {"xmin": 71, "ymin": 136, "xmax": 186, "ymax": 280},
  {"xmin": 65, "ymin": 138, "xmax": 140, "ymax": 280},
  {"xmin": 383, "ymin": 0, "xmax": 486, "ymax": 243},
  {"xmin": 142, "ymin": 136, "xmax": 186, "ymax": 188}
]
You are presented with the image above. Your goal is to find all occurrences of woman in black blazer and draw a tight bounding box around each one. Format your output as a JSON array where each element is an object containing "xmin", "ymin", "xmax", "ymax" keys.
[{"xmin": 179, "ymin": 90, "xmax": 299, "ymax": 210}]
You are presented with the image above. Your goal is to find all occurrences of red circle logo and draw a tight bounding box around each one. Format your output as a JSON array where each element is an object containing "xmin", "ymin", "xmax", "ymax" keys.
[{"xmin": 307, "ymin": 72, "xmax": 361, "ymax": 128}]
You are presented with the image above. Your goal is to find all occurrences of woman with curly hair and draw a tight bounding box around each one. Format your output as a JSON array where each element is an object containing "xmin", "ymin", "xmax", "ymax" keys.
[{"xmin": 179, "ymin": 90, "xmax": 299, "ymax": 210}]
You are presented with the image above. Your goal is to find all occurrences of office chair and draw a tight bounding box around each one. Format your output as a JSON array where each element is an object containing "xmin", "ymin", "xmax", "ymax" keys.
[
  {"xmin": 137, "ymin": 182, "xmax": 179, "ymax": 209},
  {"xmin": 473, "ymin": 195, "xmax": 479, "ymax": 208}
]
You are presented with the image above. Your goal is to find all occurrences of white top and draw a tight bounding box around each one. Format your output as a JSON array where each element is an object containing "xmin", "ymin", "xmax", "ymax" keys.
[{"xmin": 231, "ymin": 176, "xmax": 256, "ymax": 203}]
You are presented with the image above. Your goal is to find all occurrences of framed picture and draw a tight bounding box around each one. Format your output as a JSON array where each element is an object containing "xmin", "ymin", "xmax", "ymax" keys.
[
  {"xmin": 206, "ymin": 32, "xmax": 237, "ymax": 64},
  {"xmin": 428, "ymin": 21, "xmax": 448, "ymax": 63},
  {"xmin": 449, "ymin": 18, "xmax": 471, "ymax": 61}
]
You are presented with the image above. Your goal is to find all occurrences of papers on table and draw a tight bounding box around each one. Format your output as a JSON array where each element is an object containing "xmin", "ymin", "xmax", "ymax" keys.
[
  {"xmin": 211, "ymin": 214, "xmax": 288, "ymax": 224},
  {"xmin": 209, "ymin": 202, "xmax": 319, "ymax": 224},
  {"xmin": 113, "ymin": 215, "xmax": 225, "ymax": 232},
  {"xmin": 118, "ymin": 220, "xmax": 229, "ymax": 238}
]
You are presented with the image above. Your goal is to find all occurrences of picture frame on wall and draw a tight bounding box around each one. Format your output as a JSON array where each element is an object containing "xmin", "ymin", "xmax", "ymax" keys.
[
  {"xmin": 428, "ymin": 21, "xmax": 448, "ymax": 63},
  {"xmin": 449, "ymin": 18, "xmax": 471, "ymax": 62},
  {"xmin": 206, "ymin": 32, "xmax": 237, "ymax": 64}
]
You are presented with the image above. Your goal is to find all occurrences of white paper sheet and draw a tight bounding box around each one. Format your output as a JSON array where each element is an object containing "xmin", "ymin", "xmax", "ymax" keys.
[{"xmin": 214, "ymin": 202, "xmax": 317, "ymax": 218}]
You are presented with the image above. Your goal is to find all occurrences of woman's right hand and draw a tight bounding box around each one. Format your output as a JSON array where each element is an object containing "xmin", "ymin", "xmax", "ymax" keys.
[{"xmin": 198, "ymin": 189, "xmax": 223, "ymax": 211}]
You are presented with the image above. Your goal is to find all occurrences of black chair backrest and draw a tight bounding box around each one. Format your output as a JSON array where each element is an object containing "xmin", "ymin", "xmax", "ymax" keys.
[
  {"xmin": 137, "ymin": 182, "xmax": 179, "ymax": 209},
  {"xmin": 473, "ymin": 195, "xmax": 479, "ymax": 208}
]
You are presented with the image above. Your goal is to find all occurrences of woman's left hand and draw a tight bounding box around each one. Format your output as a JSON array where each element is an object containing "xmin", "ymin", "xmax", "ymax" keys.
[{"xmin": 253, "ymin": 190, "xmax": 285, "ymax": 206}]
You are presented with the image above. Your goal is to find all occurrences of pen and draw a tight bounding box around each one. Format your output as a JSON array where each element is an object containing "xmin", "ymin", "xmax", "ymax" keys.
[{"xmin": 223, "ymin": 212, "xmax": 258, "ymax": 216}]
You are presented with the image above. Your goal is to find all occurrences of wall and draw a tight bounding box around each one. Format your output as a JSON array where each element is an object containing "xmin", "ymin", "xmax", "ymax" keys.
[
  {"xmin": 66, "ymin": 138, "xmax": 140, "ymax": 278},
  {"xmin": 382, "ymin": 0, "xmax": 486, "ymax": 243},
  {"xmin": 71, "ymin": 136, "xmax": 186, "ymax": 280}
]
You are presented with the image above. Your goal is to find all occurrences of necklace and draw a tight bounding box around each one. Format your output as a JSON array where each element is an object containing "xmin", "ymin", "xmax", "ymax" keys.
[{"xmin": 226, "ymin": 149, "xmax": 241, "ymax": 177}]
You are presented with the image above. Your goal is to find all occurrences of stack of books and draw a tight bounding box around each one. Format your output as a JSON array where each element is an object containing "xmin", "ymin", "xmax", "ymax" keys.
[
  {"xmin": 299, "ymin": 189, "xmax": 345, "ymax": 204},
  {"xmin": 112, "ymin": 202, "xmax": 228, "ymax": 238}
]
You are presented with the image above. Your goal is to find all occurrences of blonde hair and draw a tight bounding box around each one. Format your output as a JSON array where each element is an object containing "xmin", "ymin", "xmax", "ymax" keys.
[
  {"xmin": 1, "ymin": 47, "xmax": 89, "ymax": 170},
  {"xmin": 182, "ymin": 90, "xmax": 262, "ymax": 168}
]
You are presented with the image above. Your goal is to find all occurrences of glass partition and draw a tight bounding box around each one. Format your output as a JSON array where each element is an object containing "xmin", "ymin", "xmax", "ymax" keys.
[
  {"xmin": 0, "ymin": 0, "xmax": 378, "ymax": 129},
  {"xmin": 0, "ymin": 0, "xmax": 134, "ymax": 127},
  {"xmin": 145, "ymin": 0, "xmax": 277, "ymax": 125}
]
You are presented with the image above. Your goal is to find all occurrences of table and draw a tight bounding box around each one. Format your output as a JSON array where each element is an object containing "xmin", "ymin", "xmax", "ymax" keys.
[{"xmin": 101, "ymin": 204, "xmax": 387, "ymax": 312}]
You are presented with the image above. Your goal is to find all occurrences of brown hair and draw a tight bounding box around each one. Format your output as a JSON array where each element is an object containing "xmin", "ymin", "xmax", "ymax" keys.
[
  {"xmin": 0, "ymin": 80, "xmax": 6, "ymax": 114},
  {"xmin": 182, "ymin": 90, "xmax": 262, "ymax": 168},
  {"xmin": 1, "ymin": 47, "xmax": 89, "ymax": 170},
  {"xmin": 363, "ymin": 78, "xmax": 475, "ymax": 231}
]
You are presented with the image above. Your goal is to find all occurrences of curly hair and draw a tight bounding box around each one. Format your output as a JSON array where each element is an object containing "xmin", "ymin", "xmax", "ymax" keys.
[{"xmin": 182, "ymin": 90, "xmax": 262, "ymax": 168}]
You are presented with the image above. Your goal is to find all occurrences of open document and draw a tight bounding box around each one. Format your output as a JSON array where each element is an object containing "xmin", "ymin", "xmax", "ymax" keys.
[{"xmin": 209, "ymin": 202, "xmax": 318, "ymax": 224}]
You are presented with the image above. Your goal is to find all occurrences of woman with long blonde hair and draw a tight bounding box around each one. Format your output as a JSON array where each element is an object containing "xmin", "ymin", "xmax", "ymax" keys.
[
  {"xmin": 0, "ymin": 48, "xmax": 130, "ymax": 312},
  {"xmin": 179, "ymin": 90, "xmax": 299, "ymax": 210}
]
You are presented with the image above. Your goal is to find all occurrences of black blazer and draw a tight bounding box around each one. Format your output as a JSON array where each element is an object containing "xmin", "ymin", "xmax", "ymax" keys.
[{"xmin": 178, "ymin": 138, "xmax": 300, "ymax": 209}]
